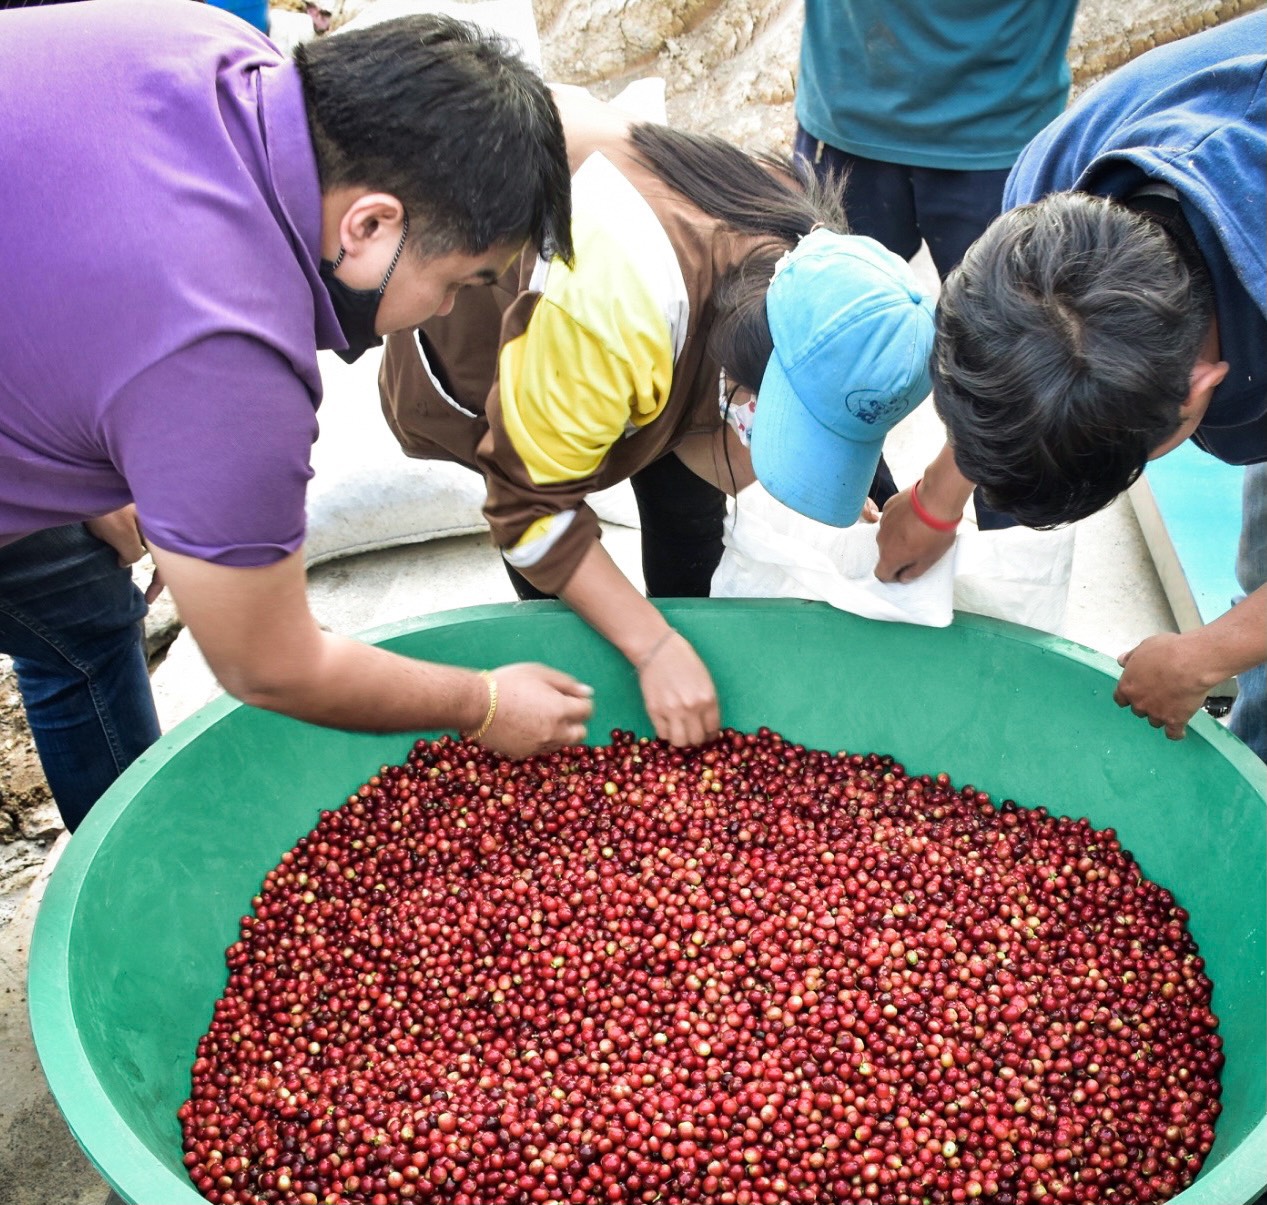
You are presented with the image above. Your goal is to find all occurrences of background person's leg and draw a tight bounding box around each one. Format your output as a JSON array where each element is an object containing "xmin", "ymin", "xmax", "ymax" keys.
[
  {"xmin": 1229, "ymin": 462, "xmax": 1266, "ymax": 762},
  {"xmin": 793, "ymin": 128, "xmax": 922, "ymax": 261},
  {"xmin": 868, "ymin": 457, "xmax": 899, "ymax": 510},
  {"xmin": 911, "ymin": 165, "xmax": 1016, "ymax": 531},
  {"xmin": 0, "ymin": 524, "xmax": 160, "ymax": 831},
  {"xmin": 632, "ymin": 454, "xmax": 727, "ymax": 598},
  {"xmin": 910, "ymin": 165, "xmax": 1010, "ymax": 280}
]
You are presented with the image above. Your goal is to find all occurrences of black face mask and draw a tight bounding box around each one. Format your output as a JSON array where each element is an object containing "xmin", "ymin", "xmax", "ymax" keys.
[{"xmin": 319, "ymin": 214, "xmax": 409, "ymax": 364}]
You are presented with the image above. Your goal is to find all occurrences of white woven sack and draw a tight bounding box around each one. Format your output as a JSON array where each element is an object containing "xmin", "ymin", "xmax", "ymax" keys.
[{"xmin": 713, "ymin": 483, "xmax": 1074, "ymax": 634}]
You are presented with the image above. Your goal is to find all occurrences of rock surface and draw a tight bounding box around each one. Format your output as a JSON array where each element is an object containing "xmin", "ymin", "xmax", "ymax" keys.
[{"xmin": 341, "ymin": 0, "xmax": 1265, "ymax": 149}]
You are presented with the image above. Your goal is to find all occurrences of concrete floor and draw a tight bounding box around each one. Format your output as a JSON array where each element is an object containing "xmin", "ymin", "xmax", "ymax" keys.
[{"xmin": 0, "ymin": 248, "xmax": 1187, "ymax": 1205}]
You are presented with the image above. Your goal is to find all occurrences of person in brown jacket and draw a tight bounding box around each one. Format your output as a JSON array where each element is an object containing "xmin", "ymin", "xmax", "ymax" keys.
[{"xmin": 380, "ymin": 88, "xmax": 934, "ymax": 747}]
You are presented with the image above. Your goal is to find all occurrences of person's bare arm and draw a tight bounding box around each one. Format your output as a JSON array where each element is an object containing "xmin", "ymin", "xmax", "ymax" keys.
[
  {"xmin": 1114, "ymin": 585, "xmax": 1267, "ymax": 740},
  {"xmin": 549, "ymin": 83, "xmax": 635, "ymax": 174},
  {"xmin": 556, "ymin": 541, "xmax": 720, "ymax": 747},
  {"xmin": 875, "ymin": 443, "xmax": 973, "ymax": 582},
  {"xmin": 149, "ymin": 545, "xmax": 593, "ymax": 756}
]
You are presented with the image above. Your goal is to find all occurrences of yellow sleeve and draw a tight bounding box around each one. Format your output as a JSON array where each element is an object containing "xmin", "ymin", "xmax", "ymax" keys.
[{"xmin": 497, "ymin": 208, "xmax": 678, "ymax": 488}]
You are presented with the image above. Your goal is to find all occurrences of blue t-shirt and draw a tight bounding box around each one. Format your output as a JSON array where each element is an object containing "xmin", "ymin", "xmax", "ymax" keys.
[
  {"xmin": 796, "ymin": 0, "xmax": 1079, "ymax": 172},
  {"xmin": 1006, "ymin": 13, "xmax": 1267, "ymax": 467},
  {"xmin": 0, "ymin": 0, "xmax": 345, "ymax": 562}
]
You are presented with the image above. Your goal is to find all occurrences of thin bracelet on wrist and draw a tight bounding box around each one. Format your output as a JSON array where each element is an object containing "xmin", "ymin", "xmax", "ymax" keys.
[
  {"xmin": 635, "ymin": 630, "xmax": 675, "ymax": 673},
  {"xmin": 910, "ymin": 478, "xmax": 963, "ymax": 533},
  {"xmin": 460, "ymin": 670, "xmax": 498, "ymax": 742}
]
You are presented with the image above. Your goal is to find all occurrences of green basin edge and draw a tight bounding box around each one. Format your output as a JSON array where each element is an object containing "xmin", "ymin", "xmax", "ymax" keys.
[{"xmin": 28, "ymin": 599, "xmax": 1266, "ymax": 1204}]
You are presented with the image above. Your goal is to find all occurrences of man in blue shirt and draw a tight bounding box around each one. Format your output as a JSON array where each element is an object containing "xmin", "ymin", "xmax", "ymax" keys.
[
  {"xmin": 794, "ymin": 0, "xmax": 1079, "ymax": 519},
  {"xmin": 877, "ymin": 13, "xmax": 1266, "ymax": 761},
  {"xmin": 796, "ymin": 0, "xmax": 1079, "ymax": 267}
]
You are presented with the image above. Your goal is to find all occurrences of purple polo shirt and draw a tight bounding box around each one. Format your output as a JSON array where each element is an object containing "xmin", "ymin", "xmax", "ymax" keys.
[{"xmin": 0, "ymin": 0, "xmax": 344, "ymax": 565}]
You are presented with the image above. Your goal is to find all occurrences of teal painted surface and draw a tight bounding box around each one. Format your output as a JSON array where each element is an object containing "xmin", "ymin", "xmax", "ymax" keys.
[
  {"xmin": 1146, "ymin": 443, "xmax": 1246, "ymax": 620},
  {"xmin": 206, "ymin": 0, "xmax": 269, "ymax": 32},
  {"xmin": 28, "ymin": 602, "xmax": 1267, "ymax": 1204}
]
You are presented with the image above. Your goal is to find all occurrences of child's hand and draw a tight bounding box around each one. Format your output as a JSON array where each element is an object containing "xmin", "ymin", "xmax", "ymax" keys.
[{"xmin": 637, "ymin": 630, "xmax": 721, "ymax": 747}]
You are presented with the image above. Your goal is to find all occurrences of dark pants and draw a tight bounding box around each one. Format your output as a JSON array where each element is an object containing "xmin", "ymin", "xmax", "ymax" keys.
[
  {"xmin": 795, "ymin": 128, "xmax": 1011, "ymax": 279},
  {"xmin": 0, "ymin": 524, "xmax": 161, "ymax": 831},
  {"xmin": 505, "ymin": 454, "xmax": 728, "ymax": 601},
  {"xmin": 794, "ymin": 127, "xmax": 1016, "ymax": 530}
]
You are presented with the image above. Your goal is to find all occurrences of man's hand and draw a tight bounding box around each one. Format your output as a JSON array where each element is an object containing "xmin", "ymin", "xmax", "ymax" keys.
[
  {"xmin": 1114, "ymin": 632, "xmax": 1218, "ymax": 740},
  {"xmin": 874, "ymin": 486, "xmax": 956, "ymax": 581},
  {"xmin": 874, "ymin": 444, "xmax": 972, "ymax": 583},
  {"xmin": 1114, "ymin": 589, "xmax": 1267, "ymax": 741},
  {"xmin": 638, "ymin": 629, "xmax": 721, "ymax": 748},
  {"xmin": 85, "ymin": 504, "xmax": 164, "ymax": 602},
  {"xmin": 480, "ymin": 663, "xmax": 594, "ymax": 757}
]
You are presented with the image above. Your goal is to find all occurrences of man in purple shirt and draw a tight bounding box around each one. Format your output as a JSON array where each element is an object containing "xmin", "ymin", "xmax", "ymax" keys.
[{"xmin": 0, "ymin": 0, "xmax": 592, "ymax": 831}]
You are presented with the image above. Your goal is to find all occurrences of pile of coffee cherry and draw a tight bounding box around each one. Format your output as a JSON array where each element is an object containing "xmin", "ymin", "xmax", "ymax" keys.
[{"xmin": 182, "ymin": 729, "xmax": 1222, "ymax": 1205}]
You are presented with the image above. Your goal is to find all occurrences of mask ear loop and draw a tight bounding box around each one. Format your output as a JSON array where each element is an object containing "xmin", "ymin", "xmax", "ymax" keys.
[
  {"xmin": 329, "ymin": 212, "xmax": 409, "ymax": 285},
  {"xmin": 718, "ymin": 368, "xmax": 746, "ymax": 499},
  {"xmin": 377, "ymin": 213, "xmax": 409, "ymax": 295}
]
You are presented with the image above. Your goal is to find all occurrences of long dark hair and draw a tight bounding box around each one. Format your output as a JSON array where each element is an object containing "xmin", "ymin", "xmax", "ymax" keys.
[{"xmin": 629, "ymin": 123, "xmax": 847, "ymax": 392}]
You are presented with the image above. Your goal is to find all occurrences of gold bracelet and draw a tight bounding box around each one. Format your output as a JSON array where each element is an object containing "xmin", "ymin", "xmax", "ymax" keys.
[{"xmin": 461, "ymin": 671, "xmax": 498, "ymax": 742}]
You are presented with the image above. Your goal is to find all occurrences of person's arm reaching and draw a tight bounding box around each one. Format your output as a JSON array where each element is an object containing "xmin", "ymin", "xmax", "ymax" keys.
[
  {"xmin": 557, "ymin": 541, "xmax": 720, "ymax": 747},
  {"xmin": 875, "ymin": 442, "xmax": 974, "ymax": 582},
  {"xmin": 1114, "ymin": 585, "xmax": 1267, "ymax": 741},
  {"xmin": 148, "ymin": 544, "xmax": 593, "ymax": 757}
]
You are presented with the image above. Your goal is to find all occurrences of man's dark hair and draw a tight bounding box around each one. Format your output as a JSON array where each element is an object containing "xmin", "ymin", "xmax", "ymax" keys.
[
  {"xmin": 626, "ymin": 123, "xmax": 847, "ymax": 394},
  {"xmin": 295, "ymin": 14, "xmax": 572, "ymax": 264},
  {"xmin": 932, "ymin": 191, "xmax": 1214, "ymax": 527}
]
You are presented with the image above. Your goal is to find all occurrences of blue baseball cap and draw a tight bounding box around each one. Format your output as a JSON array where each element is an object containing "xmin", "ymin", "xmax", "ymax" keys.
[{"xmin": 751, "ymin": 230, "xmax": 935, "ymax": 526}]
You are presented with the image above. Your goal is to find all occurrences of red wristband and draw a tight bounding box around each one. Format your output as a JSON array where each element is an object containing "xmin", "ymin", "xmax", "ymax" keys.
[{"xmin": 909, "ymin": 478, "xmax": 962, "ymax": 533}]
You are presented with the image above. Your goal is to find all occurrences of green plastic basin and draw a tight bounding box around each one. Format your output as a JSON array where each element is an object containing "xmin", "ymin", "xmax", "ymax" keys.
[{"xmin": 29, "ymin": 601, "xmax": 1266, "ymax": 1204}]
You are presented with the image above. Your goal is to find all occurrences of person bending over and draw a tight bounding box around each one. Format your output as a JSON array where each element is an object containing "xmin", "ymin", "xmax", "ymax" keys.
[
  {"xmin": 0, "ymin": 0, "xmax": 588, "ymax": 831},
  {"xmin": 381, "ymin": 88, "xmax": 935, "ymax": 748},
  {"xmin": 875, "ymin": 13, "xmax": 1265, "ymax": 759}
]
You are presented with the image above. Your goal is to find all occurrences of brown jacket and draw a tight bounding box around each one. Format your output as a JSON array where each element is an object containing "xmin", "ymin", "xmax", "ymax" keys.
[{"xmin": 380, "ymin": 134, "xmax": 765, "ymax": 595}]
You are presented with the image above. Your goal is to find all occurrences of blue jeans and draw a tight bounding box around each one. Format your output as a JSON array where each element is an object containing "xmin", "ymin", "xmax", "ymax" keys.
[
  {"xmin": 794, "ymin": 128, "xmax": 1016, "ymax": 531},
  {"xmin": 0, "ymin": 524, "xmax": 161, "ymax": 832},
  {"xmin": 1230, "ymin": 462, "xmax": 1266, "ymax": 763}
]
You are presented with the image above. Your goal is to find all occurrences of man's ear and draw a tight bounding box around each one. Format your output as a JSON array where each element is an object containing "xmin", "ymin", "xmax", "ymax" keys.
[
  {"xmin": 336, "ymin": 192, "xmax": 405, "ymax": 260},
  {"xmin": 1188, "ymin": 355, "xmax": 1230, "ymax": 405},
  {"xmin": 1148, "ymin": 355, "xmax": 1231, "ymax": 460}
]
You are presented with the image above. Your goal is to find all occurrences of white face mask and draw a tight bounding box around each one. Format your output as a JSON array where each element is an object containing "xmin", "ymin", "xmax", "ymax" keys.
[{"xmin": 720, "ymin": 370, "xmax": 758, "ymax": 449}]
